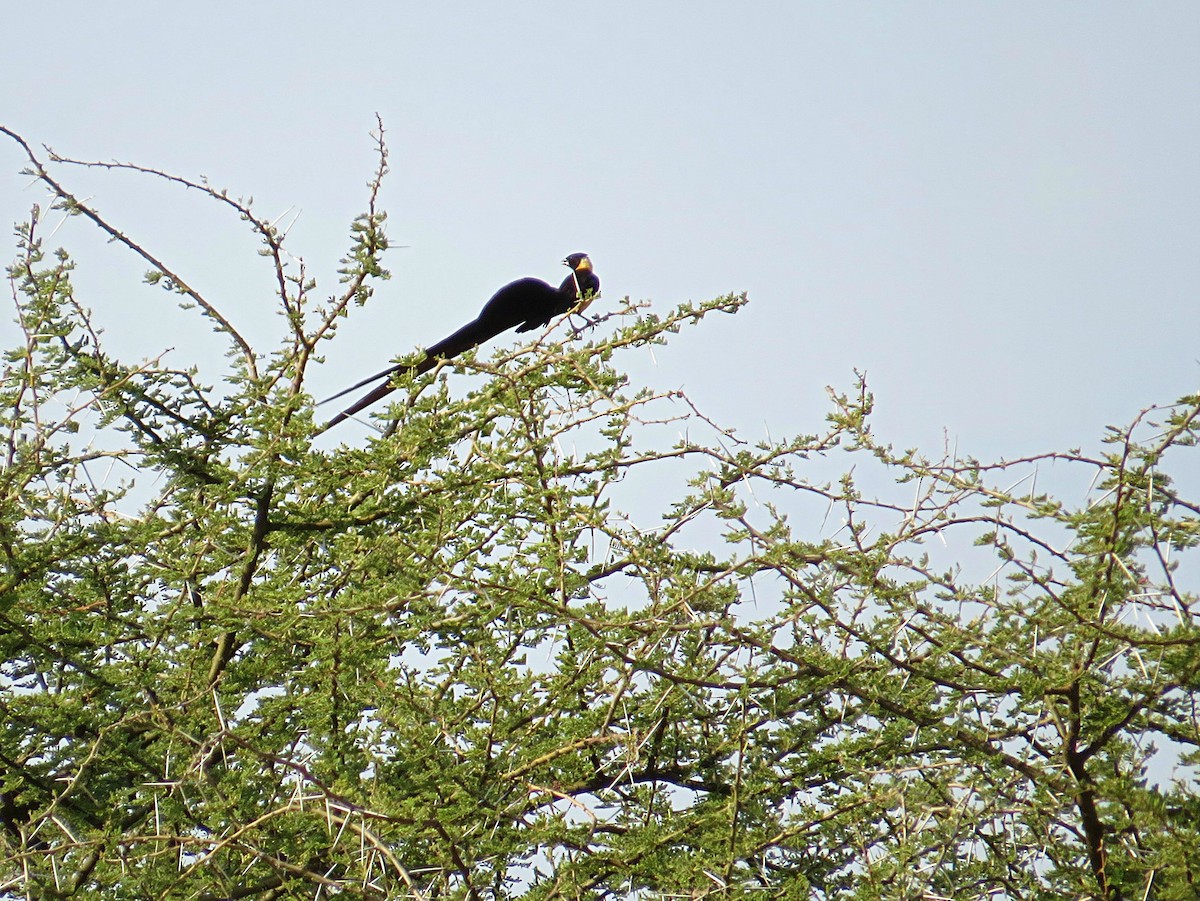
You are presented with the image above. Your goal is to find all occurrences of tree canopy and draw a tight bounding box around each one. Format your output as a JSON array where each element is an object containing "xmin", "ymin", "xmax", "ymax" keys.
[{"xmin": 2, "ymin": 126, "xmax": 1198, "ymax": 900}]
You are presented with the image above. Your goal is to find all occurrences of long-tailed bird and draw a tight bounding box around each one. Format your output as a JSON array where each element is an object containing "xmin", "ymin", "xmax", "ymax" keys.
[{"xmin": 319, "ymin": 253, "xmax": 599, "ymax": 430}]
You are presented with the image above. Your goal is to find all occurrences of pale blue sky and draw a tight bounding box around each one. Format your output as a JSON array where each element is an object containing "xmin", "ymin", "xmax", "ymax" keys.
[{"xmin": 2, "ymin": 2, "xmax": 1197, "ymax": 461}]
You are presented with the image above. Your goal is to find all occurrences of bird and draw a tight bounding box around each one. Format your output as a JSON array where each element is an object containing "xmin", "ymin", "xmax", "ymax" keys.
[{"xmin": 319, "ymin": 253, "xmax": 599, "ymax": 430}]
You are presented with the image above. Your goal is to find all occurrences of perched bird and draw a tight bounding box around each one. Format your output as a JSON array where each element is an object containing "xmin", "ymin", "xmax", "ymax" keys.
[{"xmin": 319, "ymin": 253, "xmax": 599, "ymax": 430}]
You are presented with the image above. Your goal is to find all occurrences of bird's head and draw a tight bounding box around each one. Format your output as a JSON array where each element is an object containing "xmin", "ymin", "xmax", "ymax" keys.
[{"xmin": 563, "ymin": 252, "xmax": 592, "ymax": 272}]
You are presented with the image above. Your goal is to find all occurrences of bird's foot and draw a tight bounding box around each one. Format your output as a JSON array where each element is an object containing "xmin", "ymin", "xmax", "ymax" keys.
[{"xmin": 568, "ymin": 313, "xmax": 599, "ymax": 338}]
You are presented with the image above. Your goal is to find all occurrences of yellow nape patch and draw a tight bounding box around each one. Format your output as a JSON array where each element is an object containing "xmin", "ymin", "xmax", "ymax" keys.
[{"xmin": 575, "ymin": 256, "xmax": 593, "ymax": 272}]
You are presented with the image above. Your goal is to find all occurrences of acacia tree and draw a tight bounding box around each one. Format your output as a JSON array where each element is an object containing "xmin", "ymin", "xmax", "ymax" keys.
[{"xmin": 1, "ymin": 125, "xmax": 1197, "ymax": 900}]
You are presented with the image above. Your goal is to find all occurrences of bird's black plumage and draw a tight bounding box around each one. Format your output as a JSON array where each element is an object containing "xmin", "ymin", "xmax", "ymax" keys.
[{"xmin": 320, "ymin": 253, "xmax": 599, "ymax": 430}]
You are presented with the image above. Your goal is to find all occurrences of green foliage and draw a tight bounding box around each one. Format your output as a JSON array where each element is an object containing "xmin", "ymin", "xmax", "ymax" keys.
[{"xmin": 1, "ymin": 128, "xmax": 1197, "ymax": 900}]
